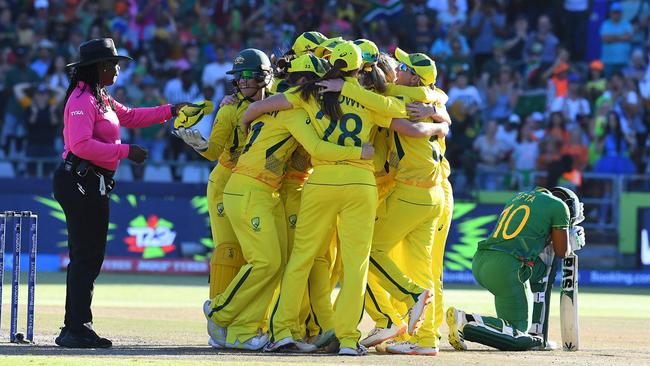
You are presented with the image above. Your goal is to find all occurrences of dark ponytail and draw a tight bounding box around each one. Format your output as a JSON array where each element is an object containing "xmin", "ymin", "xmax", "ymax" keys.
[
  {"xmin": 297, "ymin": 59, "xmax": 356, "ymax": 121},
  {"xmin": 64, "ymin": 63, "xmax": 108, "ymax": 112},
  {"xmin": 358, "ymin": 63, "xmax": 387, "ymax": 93},
  {"xmin": 273, "ymin": 53, "xmax": 296, "ymax": 80}
]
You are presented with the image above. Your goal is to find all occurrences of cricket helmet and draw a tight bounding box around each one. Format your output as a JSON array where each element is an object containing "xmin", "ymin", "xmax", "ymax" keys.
[{"xmin": 550, "ymin": 186, "xmax": 585, "ymax": 226}]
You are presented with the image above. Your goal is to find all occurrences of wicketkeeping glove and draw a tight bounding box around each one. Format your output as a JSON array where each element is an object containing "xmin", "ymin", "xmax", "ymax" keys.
[
  {"xmin": 173, "ymin": 127, "xmax": 208, "ymax": 152},
  {"xmin": 568, "ymin": 225, "xmax": 585, "ymax": 252}
]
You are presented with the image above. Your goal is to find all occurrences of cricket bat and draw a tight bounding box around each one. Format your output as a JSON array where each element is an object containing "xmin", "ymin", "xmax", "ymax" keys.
[{"xmin": 560, "ymin": 253, "xmax": 579, "ymax": 351}]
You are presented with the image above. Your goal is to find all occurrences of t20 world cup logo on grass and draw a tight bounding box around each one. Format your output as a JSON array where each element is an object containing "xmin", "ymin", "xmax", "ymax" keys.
[{"xmin": 124, "ymin": 215, "xmax": 177, "ymax": 259}]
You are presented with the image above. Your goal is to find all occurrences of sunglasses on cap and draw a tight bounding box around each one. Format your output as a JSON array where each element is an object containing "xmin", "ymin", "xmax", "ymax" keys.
[
  {"xmin": 398, "ymin": 62, "xmax": 417, "ymax": 76},
  {"xmin": 361, "ymin": 52, "xmax": 378, "ymax": 63}
]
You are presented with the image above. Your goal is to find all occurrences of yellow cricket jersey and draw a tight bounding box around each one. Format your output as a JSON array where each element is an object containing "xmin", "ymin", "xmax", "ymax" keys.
[
  {"xmin": 283, "ymin": 145, "xmax": 312, "ymax": 185},
  {"xmin": 283, "ymin": 78, "xmax": 392, "ymax": 172},
  {"xmin": 233, "ymin": 108, "xmax": 362, "ymax": 189},
  {"xmin": 382, "ymin": 86, "xmax": 444, "ymax": 188},
  {"xmin": 200, "ymin": 97, "xmax": 251, "ymax": 169},
  {"xmin": 373, "ymin": 127, "xmax": 392, "ymax": 177}
]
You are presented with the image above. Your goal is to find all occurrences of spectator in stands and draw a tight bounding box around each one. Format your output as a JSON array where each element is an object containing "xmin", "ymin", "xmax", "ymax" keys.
[
  {"xmin": 467, "ymin": 0, "xmax": 506, "ymax": 72},
  {"xmin": 525, "ymin": 15, "xmax": 559, "ymax": 65},
  {"xmin": 510, "ymin": 120, "xmax": 539, "ymax": 189},
  {"xmin": 202, "ymin": 47, "xmax": 231, "ymax": 104},
  {"xmin": 486, "ymin": 64, "xmax": 520, "ymax": 122},
  {"xmin": 545, "ymin": 111, "xmax": 570, "ymax": 147},
  {"xmin": 0, "ymin": 7, "xmax": 15, "ymax": 49},
  {"xmin": 504, "ymin": 14, "xmax": 528, "ymax": 65},
  {"xmin": 528, "ymin": 111, "xmax": 546, "ymax": 140},
  {"xmin": 413, "ymin": 13, "xmax": 437, "ymax": 54},
  {"xmin": 445, "ymin": 38, "xmax": 475, "ymax": 80},
  {"xmin": 447, "ymin": 71, "xmax": 482, "ymax": 124},
  {"xmin": 523, "ymin": 42, "xmax": 545, "ymax": 88},
  {"xmin": 623, "ymin": 48, "xmax": 646, "ymax": 82},
  {"xmin": 20, "ymin": 83, "xmax": 63, "ymax": 176},
  {"xmin": 482, "ymin": 40, "xmax": 513, "ymax": 79},
  {"xmin": 593, "ymin": 111, "xmax": 637, "ymax": 174},
  {"xmin": 561, "ymin": 0, "xmax": 589, "ymax": 62},
  {"xmin": 473, "ymin": 119, "xmax": 511, "ymax": 190},
  {"xmin": 561, "ymin": 126, "xmax": 589, "ymax": 172},
  {"xmin": 546, "ymin": 62, "xmax": 569, "ymax": 108},
  {"xmin": 31, "ymin": 39, "xmax": 55, "ymax": 79},
  {"xmin": 431, "ymin": 22, "xmax": 469, "ymax": 60},
  {"xmin": 47, "ymin": 55, "xmax": 70, "ymax": 90},
  {"xmin": 497, "ymin": 113, "xmax": 521, "ymax": 148},
  {"xmin": 586, "ymin": 60, "xmax": 606, "ymax": 104},
  {"xmin": 2, "ymin": 47, "xmax": 38, "ymax": 157},
  {"xmin": 437, "ymin": 0, "xmax": 467, "ymax": 30},
  {"xmin": 600, "ymin": 2, "xmax": 633, "ymax": 76},
  {"xmin": 550, "ymin": 74, "xmax": 591, "ymax": 125}
]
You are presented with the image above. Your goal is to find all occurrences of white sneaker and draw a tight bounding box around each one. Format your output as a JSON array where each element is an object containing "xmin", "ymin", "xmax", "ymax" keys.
[
  {"xmin": 446, "ymin": 307, "xmax": 468, "ymax": 351},
  {"xmin": 386, "ymin": 341, "xmax": 438, "ymax": 356},
  {"xmin": 360, "ymin": 324, "xmax": 407, "ymax": 347},
  {"xmin": 338, "ymin": 344, "xmax": 368, "ymax": 356},
  {"xmin": 264, "ymin": 336, "xmax": 317, "ymax": 353},
  {"xmin": 225, "ymin": 331, "xmax": 269, "ymax": 351},
  {"xmin": 203, "ymin": 300, "xmax": 226, "ymax": 347},
  {"xmin": 407, "ymin": 290, "xmax": 433, "ymax": 335}
]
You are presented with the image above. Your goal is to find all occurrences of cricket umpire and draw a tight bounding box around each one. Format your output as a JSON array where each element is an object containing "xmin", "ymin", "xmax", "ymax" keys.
[{"xmin": 53, "ymin": 38, "xmax": 189, "ymax": 348}]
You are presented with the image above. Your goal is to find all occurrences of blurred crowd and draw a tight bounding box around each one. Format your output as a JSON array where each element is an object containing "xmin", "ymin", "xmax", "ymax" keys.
[{"xmin": 1, "ymin": 0, "xmax": 650, "ymax": 190}]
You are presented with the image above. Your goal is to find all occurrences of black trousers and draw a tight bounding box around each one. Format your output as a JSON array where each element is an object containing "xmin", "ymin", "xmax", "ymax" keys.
[{"xmin": 52, "ymin": 164, "xmax": 113, "ymax": 331}]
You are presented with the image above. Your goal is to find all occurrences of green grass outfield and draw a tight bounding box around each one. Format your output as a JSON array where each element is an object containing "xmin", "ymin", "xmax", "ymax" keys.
[{"xmin": 1, "ymin": 273, "xmax": 649, "ymax": 366}]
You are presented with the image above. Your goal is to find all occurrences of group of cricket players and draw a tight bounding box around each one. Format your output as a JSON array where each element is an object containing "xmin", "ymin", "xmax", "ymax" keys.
[{"xmin": 172, "ymin": 31, "xmax": 587, "ymax": 356}]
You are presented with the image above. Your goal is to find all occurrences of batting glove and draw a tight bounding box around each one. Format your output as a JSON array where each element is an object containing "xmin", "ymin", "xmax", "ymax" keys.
[{"xmin": 568, "ymin": 225, "xmax": 585, "ymax": 252}]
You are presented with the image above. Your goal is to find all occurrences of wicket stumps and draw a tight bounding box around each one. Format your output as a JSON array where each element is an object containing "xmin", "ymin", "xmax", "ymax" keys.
[{"xmin": 0, "ymin": 211, "xmax": 38, "ymax": 343}]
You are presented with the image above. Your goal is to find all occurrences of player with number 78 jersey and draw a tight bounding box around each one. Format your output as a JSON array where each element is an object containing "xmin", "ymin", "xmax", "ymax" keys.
[{"xmin": 241, "ymin": 41, "xmax": 448, "ymax": 355}]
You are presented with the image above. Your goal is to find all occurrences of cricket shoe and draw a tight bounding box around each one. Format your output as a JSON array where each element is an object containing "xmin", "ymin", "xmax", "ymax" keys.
[
  {"xmin": 208, "ymin": 337, "xmax": 224, "ymax": 349},
  {"xmin": 311, "ymin": 329, "xmax": 337, "ymax": 348},
  {"xmin": 407, "ymin": 289, "xmax": 433, "ymax": 335},
  {"xmin": 446, "ymin": 307, "xmax": 468, "ymax": 351},
  {"xmin": 55, "ymin": 323, "xmax": 112, "ymax": 348},
  {"xmin": 203, "ymin": 300, "xmax": 226, "ymax": 347},
  {"xmin": 386, "ymin": 341, "xmax": 439, "ymax": 356},
  {"xmin": 225, "ymin": 330, "xmax": 269, "ymax": 351},
  {"xmin": 360, "ymin": 324, "xmax": 407, "ymax": 347},
  {"xmin": 338, "ymin": 344, "xmax": 368, "ymax": 356},
  {"xmin": 264, "ymin": 337, "xmax": 318, "ymax": 353}
]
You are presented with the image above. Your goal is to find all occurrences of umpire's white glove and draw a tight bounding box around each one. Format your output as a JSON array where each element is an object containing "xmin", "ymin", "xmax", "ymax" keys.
[
  {"xmin": 173, "ymin": 127, "xmax": 208, "ymax": 152},
  {"xmin": 568, "ymin": 225, "xmax": 585, "ymax": 253}
]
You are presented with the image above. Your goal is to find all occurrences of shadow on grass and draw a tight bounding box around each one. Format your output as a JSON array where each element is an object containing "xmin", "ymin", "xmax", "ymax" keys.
[{"xmin": 0, "ymin": 344, "xmax": 421, "ymax": 357}]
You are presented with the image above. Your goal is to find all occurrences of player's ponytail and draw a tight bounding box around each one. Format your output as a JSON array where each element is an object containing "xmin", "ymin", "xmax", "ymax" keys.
[
  {"xmin": 376, "ymin": 53, "xmax": 398, "ymax": 84},
  {"xmin": 273, "ymin": 54, "xmax": 296, "ymax": 80},
  {"xmin": 297, "ymin": 59, "xmax": 356, "ymax": 121},
  {"xmin": 358, "ymin": 63, "xmax": 387, "ymax": 93}
]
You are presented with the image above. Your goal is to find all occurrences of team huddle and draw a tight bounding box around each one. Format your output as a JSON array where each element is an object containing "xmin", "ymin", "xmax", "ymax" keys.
[{"xmin": 172, "ymin": 31, "xmax": 586, "ymax": 356}]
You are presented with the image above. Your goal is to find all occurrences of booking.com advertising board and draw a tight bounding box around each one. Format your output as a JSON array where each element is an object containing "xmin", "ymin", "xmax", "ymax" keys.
[{"xmin": 1, "ymin": 179, "xmax": 650, "ymax": 287}]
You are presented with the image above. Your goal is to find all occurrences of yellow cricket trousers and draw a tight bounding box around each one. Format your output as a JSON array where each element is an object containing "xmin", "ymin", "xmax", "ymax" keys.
[
  {"xmin": 431, "ymin": 178, "xmax": 453, "ymax": 340},
  {"xmin": 209, "ymin": 173, "xmax": 287, "ymax": 344},
  {"xmin": 208, "ymin": 164, "xmax": 245, "ymax": 298},
  {"xmin": 368, "ymin": 182, "xmax": 443, "ymax": 346},
  {"xmin": 271, "ymin": 165, "xmax": 378, "ymax": 349},
  {"xmin": 365, "ymin": 174, "xmax": 405, "ymax": 329}
]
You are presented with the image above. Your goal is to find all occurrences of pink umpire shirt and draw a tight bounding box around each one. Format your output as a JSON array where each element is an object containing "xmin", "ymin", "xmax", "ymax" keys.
[{"xmin": 62, "ymin": 81, "xmax": 172, "ymax": 171}]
